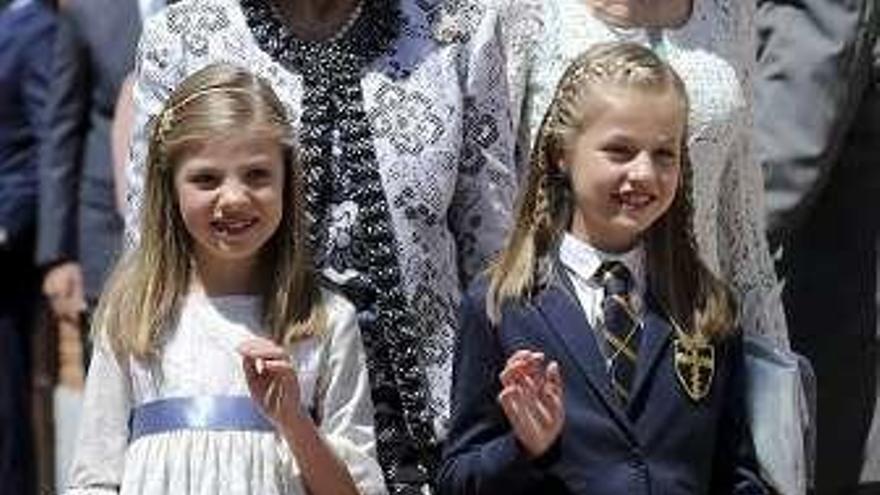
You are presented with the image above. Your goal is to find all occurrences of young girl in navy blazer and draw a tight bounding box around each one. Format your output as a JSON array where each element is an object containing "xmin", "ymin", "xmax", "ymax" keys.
[{"xmin": 438, "ymin": 42, "xmax": 768, "ymax": 495}]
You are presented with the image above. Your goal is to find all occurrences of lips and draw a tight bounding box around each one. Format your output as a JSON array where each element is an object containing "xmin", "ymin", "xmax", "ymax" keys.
[
  {"xmin": 210, "ymin": 217, "xmax": 259, "ymax": 237},
  {"xmin": 614, "ymin": 191, "xmax": 656, "ymax": 211}
]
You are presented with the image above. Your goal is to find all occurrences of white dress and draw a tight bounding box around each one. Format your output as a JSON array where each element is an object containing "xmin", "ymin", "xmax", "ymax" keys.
[
  {"xmin": 124, "ymin": 3, "xmax": 515, "ymax": 468},
  {"xmin": 498, "ymin": 0, "xmax": 790, "ymax": 348},
  {"xmin": 65, "ymin": 290, "xmax": 386, "ymax": 495}
]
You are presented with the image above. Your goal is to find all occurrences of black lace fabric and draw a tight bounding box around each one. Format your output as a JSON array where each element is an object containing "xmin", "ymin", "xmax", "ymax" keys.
[{"xmin": 240, "ymin": 1, "xmax": 438, "ymax": 492}]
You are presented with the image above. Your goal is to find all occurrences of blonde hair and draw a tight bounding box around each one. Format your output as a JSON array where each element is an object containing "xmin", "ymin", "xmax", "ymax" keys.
[
  {"xmin": 95, "ymin": 63, "xmax": 325, "ymax": 359},
  {"xmin": 488, "ymin": 42, "xmax": 736, "ymax": 340}
]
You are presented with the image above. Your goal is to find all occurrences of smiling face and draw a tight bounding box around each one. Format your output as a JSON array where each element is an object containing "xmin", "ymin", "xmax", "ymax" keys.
[
  {"xmin": 563, "ymin": 85, "xmax": 685, "ymax": 252},
  {"xmin": 174, "ymin": 132, "xmax": 285, "ymax": 277}
]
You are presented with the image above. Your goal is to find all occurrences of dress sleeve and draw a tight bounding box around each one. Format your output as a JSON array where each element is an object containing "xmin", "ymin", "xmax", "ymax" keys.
[
  {"xmin": 123, "ymin": 12, "xmax": 183, "ymax": 248},
  {"xmin": 448, "ymin": 4, "xmax": 517, "ymax": 287},
  {"xmin": 496, "ymin": 0, "xmax": 542, "ymax": 174},
  {"xmin": 64, "ymin": 333, "xmax": 132, "ymax": 495},
  {"xmin": 717, "ymin": 130, "xmax": 789, "ymax": 349},
  {"xmin": 716, "ymin": 0, "xmax": 790, "ymax": 350},
  {"xmin": 313, "ymin": 294, "xmax": 387, "ymax": 495}
]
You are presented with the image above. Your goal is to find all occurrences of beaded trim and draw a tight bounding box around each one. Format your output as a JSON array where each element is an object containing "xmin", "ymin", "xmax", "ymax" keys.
[{"xmin": 239, "ymin": 1, "xmax": 438, "ymax": 491}]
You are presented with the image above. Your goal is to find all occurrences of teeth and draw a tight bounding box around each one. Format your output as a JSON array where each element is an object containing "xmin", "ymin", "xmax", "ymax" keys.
[
  {"xmin": 213, "ymin": 218, "xmax": 256, "ymax": 234},
  {"xmin": 618, "ymin": 193, "xmax": 652, "ymax": 208}
]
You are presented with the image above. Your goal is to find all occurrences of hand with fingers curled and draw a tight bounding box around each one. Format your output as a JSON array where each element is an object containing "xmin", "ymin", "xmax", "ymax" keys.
[
  {"xmin": 498, "ymin": 350, "xmax": 565, "ymax": 459},
  {"xmin": 237, "ymin": 337, "xmax": 304, "ymax": 427},
  {"xmin": 43, "ymin": 261, "xmax": 87, "ymax": 324}
]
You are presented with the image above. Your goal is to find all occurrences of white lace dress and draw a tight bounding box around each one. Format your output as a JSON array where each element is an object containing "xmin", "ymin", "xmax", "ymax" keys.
[
  {"xmin": 65, "ymin": 291, "xmax": 386, "ymax": 495},
  {"xmin": 499, "ymin": 0, "xmax": 789, "ymax": 348}
]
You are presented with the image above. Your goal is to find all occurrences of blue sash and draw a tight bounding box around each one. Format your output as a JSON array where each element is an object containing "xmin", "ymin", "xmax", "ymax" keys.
[{"xmin": 129, "ymin": 396, "xmax": 274, "ymax": 442}]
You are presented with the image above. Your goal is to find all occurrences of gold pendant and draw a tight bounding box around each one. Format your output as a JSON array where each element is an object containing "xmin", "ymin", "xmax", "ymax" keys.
[{"xmin": 673, "ymin": 330, "xmax": 715, "ymax": 402}]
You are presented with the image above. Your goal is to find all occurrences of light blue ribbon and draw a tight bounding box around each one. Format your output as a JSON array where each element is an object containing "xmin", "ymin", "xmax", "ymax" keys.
[{"xmin": 129, "ymin": 396, "xmax": 275, "ymax": 442}]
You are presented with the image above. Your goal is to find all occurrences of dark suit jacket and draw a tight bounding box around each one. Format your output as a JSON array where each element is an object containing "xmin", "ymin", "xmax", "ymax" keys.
[
  {"xmin": 757, "ymin": 0, "xmax": 880, "ymax": 489},
  {"xmin": 0, "ymin": 0, "xmax": 54, "ymax": 261},
  {"xmin": 439, "ymin": 266, "xmax": 767, "ymax": 495},
  {"xmin": 759, "ymin": 0, "xmax": 880, "ymax": 244},
  {"xmin": 36, "ymin": 0, "xmax": 141, "ymax": 299}
]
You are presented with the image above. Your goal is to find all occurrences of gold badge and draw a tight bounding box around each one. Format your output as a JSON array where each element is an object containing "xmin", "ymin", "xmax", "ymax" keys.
[{"xmin": 673, "ymin": 330, "xmax": 715, "ymax": 401}]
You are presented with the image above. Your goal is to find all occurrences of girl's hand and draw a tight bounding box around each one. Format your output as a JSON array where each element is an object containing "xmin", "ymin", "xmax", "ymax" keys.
[
  {"xmin": 238, "ymin": 337, "xmax": 304, "ymax": 426},
  {"xmin": 497, "ymin": 350, "xmax": 564, "ymax": 459}
]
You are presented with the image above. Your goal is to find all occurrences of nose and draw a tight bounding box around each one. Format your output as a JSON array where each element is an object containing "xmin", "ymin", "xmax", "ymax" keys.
[
  {"xmin": 214, "ymin": 180, "xmax": 249, "ymax": 214},
  {"xmin": 627, "ymin": 151, "xmax": 657, "ymax": 181}
]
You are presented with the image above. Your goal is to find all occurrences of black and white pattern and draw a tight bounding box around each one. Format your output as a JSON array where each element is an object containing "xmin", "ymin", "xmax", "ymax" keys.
[
  {"xmin": 125, "ymin": 0, "xmax": 516, "ymax": 492},
  {"xmin": 370, "ymin": 84, "xmax": 445, "ymax": 156}
]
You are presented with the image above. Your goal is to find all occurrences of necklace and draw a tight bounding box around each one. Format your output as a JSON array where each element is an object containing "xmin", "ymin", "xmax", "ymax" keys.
[
  {"xmin": 324, "ymin": 0, "xmax": 364, "ymax": 43},
  {"xmin": 273, "ymin": 0, "xmax": 366, "ymax": 43}
]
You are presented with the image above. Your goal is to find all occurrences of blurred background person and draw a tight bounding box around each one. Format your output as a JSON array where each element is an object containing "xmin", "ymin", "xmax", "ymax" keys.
[
  {"xmin": 36, "ymin": 0, "xmax": 165, "ymax": 489},
  {"xmin": 757, "ymin": 0, "xmax": 880, "ymax": 493},
  {"xmin": 0, "ymin": 0, "xmax": 55, "ymax": 493}
]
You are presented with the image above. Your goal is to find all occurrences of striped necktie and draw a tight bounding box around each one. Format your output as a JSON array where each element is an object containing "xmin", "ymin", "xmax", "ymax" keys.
[{"xmin": 598, "ymin": 260, "xmax": 640, "ymax": 405}]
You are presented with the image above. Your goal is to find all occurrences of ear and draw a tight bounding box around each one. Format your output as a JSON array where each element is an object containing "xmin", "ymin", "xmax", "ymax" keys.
[
  {"xmin": 556, "ymin": 158, "xmax": 568, "ymax": 175},
  {"xmin": 552, "ymin": 158, "xmax": 572, "ymax": 186}
]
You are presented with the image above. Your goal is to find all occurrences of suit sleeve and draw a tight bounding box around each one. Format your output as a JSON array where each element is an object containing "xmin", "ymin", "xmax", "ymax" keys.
[
  {"xmin": 1, "ymin": 7, "xmax": 53, "ymax": 249},
  {"xmin": 36, "ymin": 6, "xmax": 88, "ymax": 267},
  {"xmin": 757, "ymin": 0, "xmax": 879, "ymax": 241},
  {"xmin": 712, "ymin": 335, "xmax": 770, "ymax": 495},
  {"xmin": 438, "ymin": 288, "xmax": 552, "ymax": 495}
]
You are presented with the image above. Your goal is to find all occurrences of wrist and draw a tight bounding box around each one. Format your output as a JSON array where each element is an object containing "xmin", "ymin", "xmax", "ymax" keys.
[
  {"xmin": 525, "ymin": 437, "xmax": 562, "ymax": 467},
  {"xmin": 279, "ymin": 403, "xmax": 314, "ymax": 433},
  {"xmin": 278, "ymin": 405, "xmax": 321, "ymax": 455}
]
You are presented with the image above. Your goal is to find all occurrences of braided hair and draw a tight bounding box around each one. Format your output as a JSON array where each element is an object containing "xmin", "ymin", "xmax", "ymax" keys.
[{"xmin": 487, "ymin": 42, "xmax": 736, "ymax": 339}]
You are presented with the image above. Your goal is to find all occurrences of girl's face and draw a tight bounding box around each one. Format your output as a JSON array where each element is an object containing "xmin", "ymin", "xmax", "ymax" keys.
[
  {"xmin": 174, "ymin": 133, "xmax": 285, "ymax": 276},
  {"xmin": 562, "ymin": 86, "xmax": 685, "ymax": 253}
]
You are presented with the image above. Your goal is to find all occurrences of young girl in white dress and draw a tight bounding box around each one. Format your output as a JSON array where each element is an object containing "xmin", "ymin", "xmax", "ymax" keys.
[{"xmin": 65, "ymin": 63, "xmax": 386, "ymax": 495}]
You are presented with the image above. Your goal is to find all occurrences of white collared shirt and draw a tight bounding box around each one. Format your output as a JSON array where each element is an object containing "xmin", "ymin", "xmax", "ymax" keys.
[{"xmin": 558, "ymin": 232, "xmax": 647, "ymax": 331}]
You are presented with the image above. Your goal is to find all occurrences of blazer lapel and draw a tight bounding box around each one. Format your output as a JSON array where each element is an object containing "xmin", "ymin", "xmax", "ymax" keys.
[{"xmin": 629, "ymin": 294, "xmax": 673, "ymax": 406}]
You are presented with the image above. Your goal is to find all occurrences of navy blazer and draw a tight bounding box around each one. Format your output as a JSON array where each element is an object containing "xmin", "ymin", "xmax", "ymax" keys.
[
  {"xmin": 36, "ymin": 0, "xmax": 140, "ymax": 299},
  {"xmin": 439, "ymin": 264, "xmax": 768, "ymax": 495},
  {"xmin": 0, "ymin": 0, "xmax": 54, "ymax": 255}
]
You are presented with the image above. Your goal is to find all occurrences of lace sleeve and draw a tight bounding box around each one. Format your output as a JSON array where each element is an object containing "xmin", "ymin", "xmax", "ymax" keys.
[
  {"xmin": 448, "ymin": 5, "xmax": 517, "ymax": 287},
  {"xmin": 64, "ymin": 334, "xmax": 132, "ymax": 495},
  {"xmin": 123, "ymin": 13, "xmax": 185, "ymax": 248},
  {"xmin": 717, "ymin": 0, "xmax": 789, "ymax": 349},
  {"xmin": 718, "ymin": 130, "xmax": 789, "ymax": 349},
  {"xmin": 496, "ymin": 0, "xmax": 542, "ymax": 177}
]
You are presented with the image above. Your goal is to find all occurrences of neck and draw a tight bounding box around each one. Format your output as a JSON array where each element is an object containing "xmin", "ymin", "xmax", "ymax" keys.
[
  {"xmin": 190, "ymin": 257, "xmax": 265, "ymax": 296},
  {"xmin": 273, "ymin": 0, "xmax": 361, "ymax": 41},
  {"xmin": 584, "ymin": 0, "xmax": 692, "ymax": 28}
]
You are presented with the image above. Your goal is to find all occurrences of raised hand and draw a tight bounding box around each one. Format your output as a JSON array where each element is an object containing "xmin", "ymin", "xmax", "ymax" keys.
[
  {"xmin": 497, "ymin": 350, "xmax": 564, "ymax": 458},
  {"xmin": 237, "ymin": 337, "xmax": 303, "ymax": 426}
]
